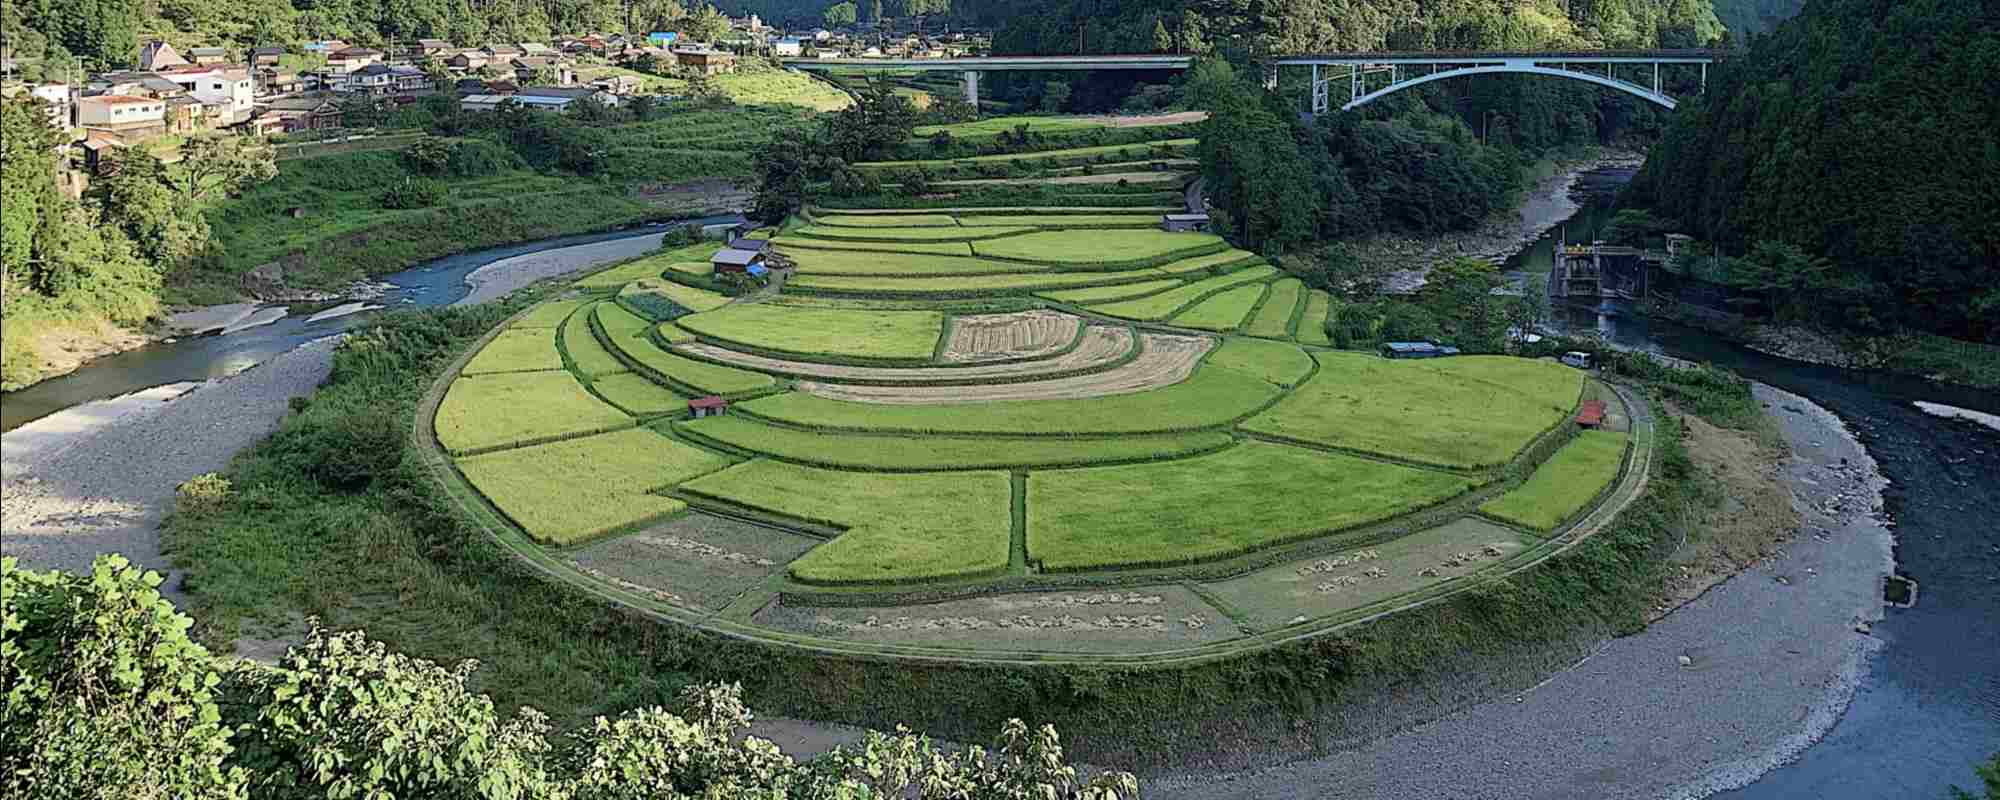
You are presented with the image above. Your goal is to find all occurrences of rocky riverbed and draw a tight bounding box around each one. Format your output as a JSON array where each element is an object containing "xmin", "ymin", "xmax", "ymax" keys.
[
  {"xmin": 1151, "ymin": 385, "xmax": 1896, "ymax": 799},
  {"xmin": 1344, "ymin": 149, "xmax": 1646, "ymax": 291}
]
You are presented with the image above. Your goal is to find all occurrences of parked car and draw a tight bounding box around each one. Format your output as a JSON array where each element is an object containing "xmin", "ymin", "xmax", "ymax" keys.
[{"xmin": 1561, "ymin": 351, "xmax": 1594, "ymax": 369}]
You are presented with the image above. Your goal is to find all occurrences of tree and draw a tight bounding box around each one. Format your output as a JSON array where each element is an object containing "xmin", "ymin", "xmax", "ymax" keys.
[
  {"xmin": 824, "ymin": 1, "xmax": 857, "ymax": 27},
  {"xmin": 681, "ymin": 3, "xmax": 729, "ymax": 42},
  {"xmin": 174, "ymin": 136, "xmax": 278, "ymax": 203},
  {"xmin": 1152, "ymin": 17, "xmax": 1172, "ymax": 53},
  {"xmin": 1040, "ymin": 80, "xmax": 1070, "ymax": 113},
  {"xmin": 92, "ymin": 149, "xmax": 211, "ymax": 269},
  {"xmin": 1419, "ymin": 257, "xmax": 1505, "ymax": 351},
  {"xmin": 1507, "ymin": 274, "xmax": 1552, "ymax": 347},
  {"xmin": 749, "ymin": 136, "xmax": 811, "ymax": 224},
  {"xmin": 0, "ymin": 555, "xmax": 247, "ymax": 800},
  {"xmin": 824, "ymin": 80, "xmax": 919, "ymax": 162}
]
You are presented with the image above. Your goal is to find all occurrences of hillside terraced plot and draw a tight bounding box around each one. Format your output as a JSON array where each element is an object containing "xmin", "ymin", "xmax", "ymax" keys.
[{"xmin": 430, "ymin": 201, "xmax": 1637, "ymax": 663}]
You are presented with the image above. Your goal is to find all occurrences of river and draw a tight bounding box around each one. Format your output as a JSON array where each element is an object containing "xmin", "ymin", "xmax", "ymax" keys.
[
  {"xmin": 5, "ymin": 176, "xmax": 1996, "ymax": 793},
  {"xmin": 0, "ymin": 216, "xmax": 740, "ymax": 433},
  {"xmin": 1508, "ymin": 170, "xmax": 2000, "ymax": 795}
]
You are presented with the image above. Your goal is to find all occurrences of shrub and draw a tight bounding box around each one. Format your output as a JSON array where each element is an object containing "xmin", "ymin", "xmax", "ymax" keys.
[
  {"xmin": 379, "ymin": 177, "xmax": 448, "ymax": 209},
  {"xmin": 175, "ymin": 473, "xmax": 234, "ymax": 512}
]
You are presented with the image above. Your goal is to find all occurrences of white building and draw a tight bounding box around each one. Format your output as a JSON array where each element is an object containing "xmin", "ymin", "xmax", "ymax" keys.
[
  {"xmin": 28, "ymin": 83, "xmax": 74, "ymax": 130},
  {"xmin": 772, "ymin": 37, "xmax": 804, "ymax": 57},
  {"xmin": 161, "ymin": 67, "xmax": 256, "ymax": 126}
]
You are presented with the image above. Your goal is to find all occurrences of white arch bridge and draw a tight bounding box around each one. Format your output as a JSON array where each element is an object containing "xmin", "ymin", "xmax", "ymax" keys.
[
  {"xmin": 1274, "ymin": 50, "xmax": 1720, "ymax": 113},
  {"xmin": 781, "ymin": 50, "xmax": 1720, "ymax": 112}
]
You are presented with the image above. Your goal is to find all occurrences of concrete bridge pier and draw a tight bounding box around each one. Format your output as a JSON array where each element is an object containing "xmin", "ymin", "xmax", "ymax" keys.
[{"xmin": 962, "ymin": 70, "xmax": 979, "ymax": 107}]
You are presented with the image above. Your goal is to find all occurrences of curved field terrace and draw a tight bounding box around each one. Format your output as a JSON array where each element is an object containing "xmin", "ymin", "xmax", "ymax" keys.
[{"xmin": 422, "ymin": 207, "xmax": 1649, "ymax": 664}]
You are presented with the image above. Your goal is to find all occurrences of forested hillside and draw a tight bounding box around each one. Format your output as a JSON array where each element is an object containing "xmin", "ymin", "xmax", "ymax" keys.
[
  {"xmin": 1708, "ymin": 0, "xmax": 1807, "ymax": 38},
  {"xmin": 1626, "ymin": 0, "xmax": 1999, "ymax": 342}
]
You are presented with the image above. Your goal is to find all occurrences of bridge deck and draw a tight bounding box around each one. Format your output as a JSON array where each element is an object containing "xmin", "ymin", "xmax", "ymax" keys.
[{"xmin": 1278, "ymin": 49, "xmax": 1721, "ymax": 65}]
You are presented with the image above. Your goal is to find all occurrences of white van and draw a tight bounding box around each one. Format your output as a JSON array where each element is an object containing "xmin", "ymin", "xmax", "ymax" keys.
[{"xmin": 1561, "ymin": 351, "xmax": 1594, "ymax": 369}]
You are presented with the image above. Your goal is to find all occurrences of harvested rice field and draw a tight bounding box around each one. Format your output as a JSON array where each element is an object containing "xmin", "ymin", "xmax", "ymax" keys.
[
  {"xmin": 795, "ymin": 333, "xmax": 1211, "ymax": 404},
  {"xmin": 940, "ymin": 310, "xmax": 1082, "ymax": 362},
  {"xmin": 434, "ymin": 196, "xmax": 1645, "ymax": 660},
  {"xmin": 676, "ymin": 325, "xmax": 1132, "ymax": 384}
]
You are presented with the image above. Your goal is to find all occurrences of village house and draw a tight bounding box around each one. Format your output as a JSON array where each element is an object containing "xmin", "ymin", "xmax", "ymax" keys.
[
  {"xmin": 158, "ymin": 66, "xmax": 256, "ymax": 126},
  {"xmin": 302, "ymin": 40, "xmax": 348, "ymax": 55},
  {"xmin": 258, "ymin": 96, "xmax": 343, "ymax": 131},
  {"xmin": 161, "ymin": 95, "xmax": 205, "ymax": 132},
  {"xmin": 75, "ymin": 95, "xmax": 167, "ymax": 144},
  {"xmin": 511, "ymin": 56, "xmax": 574, "ymax": 85},
  {"xmin": 13, "ymin": 83, "xmax": 76, "ymax": 131},
  {"xmin": 188, "ymin": 47, "xmax": 228, "ymax": 66},
  {"xmin": 569, "ymin": 35, "xmax": 609, "ymax": 55},
  {"xmin": 390, "ymin": 65, "xmax": 432, "ymax": 94},
  {"xmin": 518, "ymin": 42, "xmax": 558, "ymax": 58},
  {"xmin": 346, "ymin": 63, "xmax": 396, "ymax": 95},
  {"xmin": 675, "ymin": 49, "xmax": 736, "ymax": 75},
  {"xmin": 1161, "ymin": 213, "xmax": 1211, "ymax": 233},
  {"xmin": 446, "ymin": 51, "xmax": 490, "ymax": 71},
  {"xmin": 588, "ymin": 74, "xmax": 643, "ymax": 95},
  {"xmin": 255, "ymin": 68, "xmax": 302, "ymax": 97},
  {"xmin": 461, "ymin": 92, "xmax": 572, "ymax": 112},
  {"xmin": 250, "ymin": 46, "xmax": 286, "ymax": 67},
  {"xmin": 408, "ymin": 39, "xmax": 454, "ymax": 59},
  {"xmin": 517, "ymin": 86, "xmax": 617, "ymax": 107},
  {"xmin": 482, "ymin": 44, "xmax": 524, "ymax": 64},
  {"xmin": 327, "ymin": 46, "xmax": 383, "ymax": 73},
  {"xmin": 771, "ymin": 37, "xmax": 804, "ymax": 57},
  {"xmin": 137, "ymin": 40, "xmax": 187, "ymax": 70}
]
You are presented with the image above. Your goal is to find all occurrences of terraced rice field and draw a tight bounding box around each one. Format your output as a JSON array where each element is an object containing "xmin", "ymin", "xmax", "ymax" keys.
[
  {"xmin": 780, "ymin": 248, "xmax": 1036, "ymax": 277},
  {"xmin": 678, "ymin": 304, "xmax": 945, "ymax": 362},
  {"xmin": 1170, "ymin": 283, "xmax": 1268, "ymax": 332},
  {"xmin": 677, "ymin": 325, "xmax": 1131, "ymax": 383},
  {"xmin": 678, "ymin": 416, "xmax": 1233, "ymax": 471},
  {"xmin": 435, "ymin": 154, "xmax": 1635, "ymax": 659},
  {"xmin": 972, "ymin": 230, "xmax": 1226, "ymax": 266},
  {"xmin": 796, "ymin": 333, "xmax": 1211, "ymax": 404},
  {"xmin": 1480, "ymin": 430, "xmax": 1629, "ymax": 531},
  {"xmin": 1244, "ymin": 352, "xmax": 1583, "ymax": 469},
  {"xmin": 1091, "ymin": 265, "xmax": 1280, "ymax": 321},
  {"xmin": 1244, "ymin": 279, "xmax": 1305, "ymax": 339},
  {"xmin": 680, "ymin": 461, "xmax": 1013, "ymax": 583}
]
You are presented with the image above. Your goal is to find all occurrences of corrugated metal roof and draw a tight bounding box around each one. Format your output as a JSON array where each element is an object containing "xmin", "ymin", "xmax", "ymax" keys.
[{"xmin": 712, "ymin": 248, "xmax": 763, "ymax": 266}]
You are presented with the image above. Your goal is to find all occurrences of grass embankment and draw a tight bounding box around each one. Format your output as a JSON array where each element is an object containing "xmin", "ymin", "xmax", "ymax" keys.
[
  {"xmin": 787, "ymin": 270, "xmax": 1170, "ymax": 298},
  {"xmin": 1480, "ymin": 430, "xmax": 1629, "ymax": 531},
  {"xmin": 560, "ymin": 304, "xmax": 630, "ymax": 378},
  {"xmin": 1037, "ymin": 278, "xmax": 1184, "ymax": 304},
  {"xmin": 676, "ymin": 304, "xmax": 945, "ymax": 362},
  {"xmin": 456, "ymin": 428, "xmax": 731, "ymax": 545},
  {"xmin": 812, "ymin": 213, "xmax": 962, "ymax": 227},
  {"xmin": 1244, "ymin": 352, "xmax": 1582, "ymax": 469},
  {"xmin": 161, "ymin": 300, "xmax": 1756, "ymax": 768},
  {"xmin": 794, "ymin": 225, "xmax": 1035, "ymax": 242},
  {"xmin": 855, "ymin": 138, "xmax": 1198, "ymax": 171},
  {"xmin": 771, "ymin": 237, "xmax": 978, "ymax": 256},
  {"xmin": 678, "ymin": 416, "xmax": 1233, "ymax": 471},
  {"xmin": 680, "ymin": 460, "xmax": 1012, "ymax": 584},
  {"xmin": 574, "ymin": 62, "xmax": 853, "ymax": 111},
  {"xmin": 1027, "ymin": 442, "xmax": 1475, "ymax": 571},
  {"xmin": 574, "ymin": 246, "xmax": 722, "ymax": 290}
]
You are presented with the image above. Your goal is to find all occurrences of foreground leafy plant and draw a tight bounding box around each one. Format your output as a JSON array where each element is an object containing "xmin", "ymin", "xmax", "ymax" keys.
[{"xmin": 0, "ymin": 556, "xmax": 1137, "ymax": 800}]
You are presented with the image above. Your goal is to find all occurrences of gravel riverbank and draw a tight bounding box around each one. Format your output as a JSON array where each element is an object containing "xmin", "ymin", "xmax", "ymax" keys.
[
  {"xmin": 1151, "ymin": 384, "xmax": 1895, "ymax": 799},
  {"xmin": 456, "ymin": 232, "xmax": 668, "ymax": 307},
  {"xmin": 1, "ymin": 338, "xmax": 342, "ymax": 605}
]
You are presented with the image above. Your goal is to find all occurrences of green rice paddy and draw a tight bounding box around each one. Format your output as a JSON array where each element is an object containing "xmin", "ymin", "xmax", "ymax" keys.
[
  {"xmin": 681, "ymin": 460, "xmax": 1012, "ymax": 583},
  {"xmin": 1090, "ymin": 265, "xmax": 1279, "ymax": 321},
  {"xmin": 1480, "ymin": 430, "xmax": 1629, "ymax": 531},
  {"xmin": 435, "ymin": 371, "xmax": 629, "ymax": 455},
  {"xmin": 457, "ymin": 428, "xmax": 732, "ymax": 545},
  {"xmin": 972, "ymin": 230, "xmax": 1225, "ymax": 266},
  {"xmin": 1169, "ymin": 283, "xmax": 1268, "ymax": 332},
  {"xmin": 677, "ymin": 304, "xmax": 945, "ymax": 361},
  {"xmin": 678, "ymin": 415, "xmax": 1234, "ymax": 470},
  {"xmin": 1244, "ymin": 279, "xmax": 1305, "ymax": 339}
]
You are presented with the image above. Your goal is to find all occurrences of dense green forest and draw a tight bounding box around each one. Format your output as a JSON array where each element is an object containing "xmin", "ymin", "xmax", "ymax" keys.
[{"xmin": 1626, "ymin": 0, "xmax": 2000, "ymax": 342}]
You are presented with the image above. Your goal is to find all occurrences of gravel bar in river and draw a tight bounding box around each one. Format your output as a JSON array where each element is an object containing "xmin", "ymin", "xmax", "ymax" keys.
[{"xmin": 1152, "ymin": 384, "xmax": 1896, "ymax": 800}]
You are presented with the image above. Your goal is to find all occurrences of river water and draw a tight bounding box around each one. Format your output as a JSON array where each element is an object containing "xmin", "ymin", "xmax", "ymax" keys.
[
  {"xmin": 4, "ymin": 176, "xmax": 1995, "ymax": 793},
  {"xmin": 1508, "ymin": 170, "xmax": 2000, "ymax": 795},
  {"xmin": 0, "ymin": 217, "xmax": 738, "ymax": 432}
]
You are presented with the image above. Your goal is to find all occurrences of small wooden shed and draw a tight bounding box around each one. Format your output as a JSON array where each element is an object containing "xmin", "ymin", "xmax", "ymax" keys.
[
  {"xmin": 1161, "ymin": 213, "xmax": 1211, "ymax": 233},
  {"xmin": 711, "ymin": 247, "xmax": 766, "ymax": 275},
  {"xmin": 1575, "ymin": 399, "xmax": 1608, "ymax": 429},
  {"xmin": 689, "ymin": 396, "xmax": 729, "ymax": 418}
]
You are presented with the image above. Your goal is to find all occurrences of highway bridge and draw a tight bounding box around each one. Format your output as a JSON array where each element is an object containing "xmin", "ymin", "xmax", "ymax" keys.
[{"xmin": 782, "ymin": 49, "xmax": 1720, "ymax": 112}]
